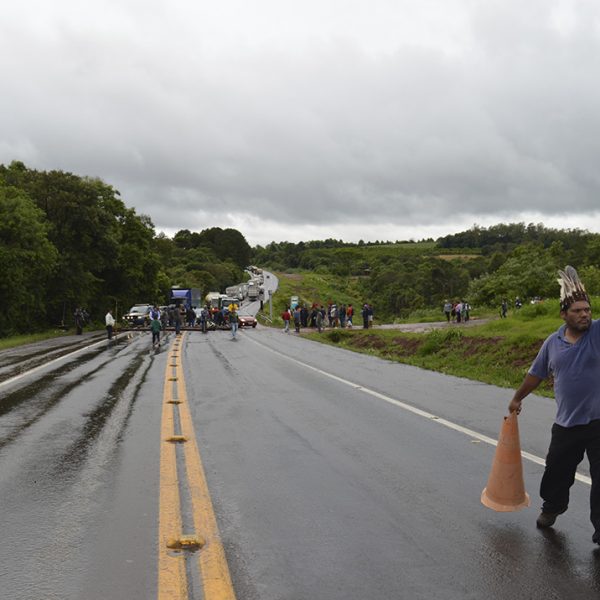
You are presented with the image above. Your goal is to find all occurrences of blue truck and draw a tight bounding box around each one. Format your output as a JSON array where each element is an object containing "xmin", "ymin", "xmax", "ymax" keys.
[{"xmin": 170, "ymin": 287, "xmax": 202, "ymax": 308}]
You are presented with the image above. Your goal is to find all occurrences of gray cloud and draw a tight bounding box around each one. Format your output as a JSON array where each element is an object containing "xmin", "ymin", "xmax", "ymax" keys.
[{"xmin": 1, "ymin": 0, "xmax": 600, "ymax": 245}]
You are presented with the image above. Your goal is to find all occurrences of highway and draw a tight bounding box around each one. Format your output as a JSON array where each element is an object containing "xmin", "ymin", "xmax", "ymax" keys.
[{"xmin": 1, "ymin": 316, "xmax": 600, "ymax": 598}]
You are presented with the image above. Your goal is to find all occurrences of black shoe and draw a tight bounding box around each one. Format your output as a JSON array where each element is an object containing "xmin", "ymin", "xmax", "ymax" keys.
[
  {"xmin": 593, "ymin": 531, "xmax": 600, "ymax": 545},
  {"xmin": 536, "ymin": 510, "xmax": 565, "ymax": 528}
]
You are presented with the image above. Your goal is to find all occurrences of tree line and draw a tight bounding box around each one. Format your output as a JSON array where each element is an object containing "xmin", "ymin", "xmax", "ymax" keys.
[
  {"xmin": 3, "ymin": 160, "xmax": 600, "ymax": 334},
  {"xmin": 255, "ymin": 226, "xmax": 600, "ymax": 320},
  {"xmin": 0, "ymin": 161, "xmax": 251, "ymax": 336}
]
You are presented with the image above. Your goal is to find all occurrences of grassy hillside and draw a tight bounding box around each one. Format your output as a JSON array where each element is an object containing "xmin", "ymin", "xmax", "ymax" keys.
[
  {"xmin": 302, "ymin": 299, "xmax": 599, "ymax": 396},
  {"xmin": 264, "ymin": 272, "xmax": 364, "ymax": 323},
  {"xmin": 263, "ymin": 270, "xmax": 493, "ymax": 325}
]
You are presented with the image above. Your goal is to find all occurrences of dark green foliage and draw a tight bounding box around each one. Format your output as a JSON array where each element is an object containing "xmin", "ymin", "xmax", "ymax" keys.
[
  {"xmin": 175, "ymin": 227, "xmax": 251, "ymax": 269},
  {"xmin": 0, "ymin": 161, "xmax": 254, "ymax": 335},
  {"xmin": 0, "ymin": 161, "xmax": 162, "ymax": 328},
  {"xmin": 0, "ymin": 186, "xmax": 58, "ymax": 335},
  {"xmin": 437, "ymin": 222, "xmax": 592, "ymax": 257}
]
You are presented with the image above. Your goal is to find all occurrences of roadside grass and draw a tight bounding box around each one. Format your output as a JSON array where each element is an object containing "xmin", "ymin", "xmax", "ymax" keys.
[
  {"xmin": 0, "ymin": 329, "xmax": 73, "ymax": 351},
  {"xmin": 302, "ymin": 299, "xmax": 596, "ymax": 397}
]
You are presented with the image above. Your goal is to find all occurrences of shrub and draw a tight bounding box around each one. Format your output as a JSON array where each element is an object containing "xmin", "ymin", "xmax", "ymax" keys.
[{"xmin": 418, "ymin": 327, "xmax": 463, "ymax": 356}]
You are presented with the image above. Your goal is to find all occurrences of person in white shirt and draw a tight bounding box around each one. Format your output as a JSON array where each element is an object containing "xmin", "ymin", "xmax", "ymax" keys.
[{"xmin": 105, "ymin": 310, "xmax": 116, "ymax": 340}]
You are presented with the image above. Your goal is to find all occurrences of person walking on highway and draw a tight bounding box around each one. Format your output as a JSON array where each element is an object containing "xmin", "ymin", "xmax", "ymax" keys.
[
  {"xmin": 105, "ymin": 309, "xmax": 116, "ymax": 340},
  {"xmin": 228, "ymin": 302, "xmax": 239, "ymax": 339},
  {"xmin": 150, "ymin": 314, "xmax": 162, "ymax": 347},
  {"xmin": 508, "ymin": 266, "xmax": 600, "ymax": 543}
]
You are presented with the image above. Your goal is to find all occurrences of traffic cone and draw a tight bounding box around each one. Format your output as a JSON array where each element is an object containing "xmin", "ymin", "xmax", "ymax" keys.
[{"xmin": 481, "ymin": 412, "xmax": 530, "ymax": 512}]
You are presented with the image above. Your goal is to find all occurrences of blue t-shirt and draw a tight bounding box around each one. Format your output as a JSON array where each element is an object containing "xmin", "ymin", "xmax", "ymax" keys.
[{"xmin": 529, "ymin": 319, "xmax": 600, "ymax": 427}]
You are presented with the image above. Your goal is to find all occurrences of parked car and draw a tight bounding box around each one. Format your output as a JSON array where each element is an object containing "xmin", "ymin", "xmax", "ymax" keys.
[
  {"xmin": 238, "ymin": 315, "xmax": 257, "ymax": 328},
  {"xmin": 123, "ymin": 304, "xmax": 152, "ymax": 326}
]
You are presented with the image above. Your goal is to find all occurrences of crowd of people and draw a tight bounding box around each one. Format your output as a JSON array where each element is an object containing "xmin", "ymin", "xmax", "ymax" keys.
[
  {"xmin": 97, "ymin": 302, "xmax": 243, "ymax": 345},
  {"xmin": 280, "ymin": 302, "xmax": 374, "ymax": 333},
  {"xmin": 442, "ymin": 300, "xmax": 471, "ymax": 323}
]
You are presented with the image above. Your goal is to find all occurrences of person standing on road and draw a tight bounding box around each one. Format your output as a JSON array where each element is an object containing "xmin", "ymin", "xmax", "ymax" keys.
[
  {"xmin": 367, "ymin": 303, "xmax": 374, "ymax": 328},
  {"xmin": 316, "ymin": 307, "xmax": 324, "ymax": 333},
  {"xmin": 105, "ymin": 309, "xmax": 116, "ymax": 340},
  {"xmin": 173, "ymin": 305, "xmax": 182, "ymax": 335},
  {"xmin": 293, "ymin": 305, "xmax": 302, "ymax": 333},
  {"xmin": 281, "ymin": 307, "xmax": 291, "ymax": 333},
  {"xmin": 508, "ymin": 266, "xmax": 600, "ymax": 543},
  {"xmin": 443, "ymin": 300, "xmax": 452, "ymax": 322},
  {"xmin": 74, "ymin": 308, "xmax": 85, "ymax": 335},
  {"xmin": 362, "ymin": 303, "xmax": 369, "ymax": 329},
  {"xmin": 160, "ymin": 308, "xmax": 168, "ymax": 330}
]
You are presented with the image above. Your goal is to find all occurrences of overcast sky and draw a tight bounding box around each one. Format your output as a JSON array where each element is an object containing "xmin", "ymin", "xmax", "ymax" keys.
[{"xmin": 2, "ymin": 0, "xmax": 600, "ymax": 246}]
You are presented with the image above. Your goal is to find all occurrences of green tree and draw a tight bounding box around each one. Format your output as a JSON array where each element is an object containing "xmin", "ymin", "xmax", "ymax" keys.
[
  {"xmin": 468, "ymin": 244, "xmax": 559, "ymax": 306},
  {"xmin": 0, "ymin": 186, "xmax": 58, "ymax": 334}
]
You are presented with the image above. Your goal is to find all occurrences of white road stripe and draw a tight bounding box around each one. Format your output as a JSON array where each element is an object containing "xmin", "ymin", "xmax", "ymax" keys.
[{"xmin": 245, "ymin": 334, "xmax": 592, "ymax": 486}]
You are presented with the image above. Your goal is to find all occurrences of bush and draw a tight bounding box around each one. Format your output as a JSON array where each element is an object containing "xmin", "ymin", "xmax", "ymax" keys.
[
  {"xmin": 418, "ymin": 328, "xmax": 463, "ymax": 356},
  {"xmin": 516, "ymin": 301, "xmax": 557, "ymax": 321}
]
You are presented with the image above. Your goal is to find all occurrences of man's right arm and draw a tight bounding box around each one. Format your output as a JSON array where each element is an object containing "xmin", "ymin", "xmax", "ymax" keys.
[{"xmin": 508, "ymin": 373, "xmax": 543, "ymax": 414}]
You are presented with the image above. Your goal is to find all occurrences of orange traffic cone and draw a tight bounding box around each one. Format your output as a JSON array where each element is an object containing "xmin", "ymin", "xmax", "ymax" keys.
[{"xmin": 481, "ymin": 412, "xmax": 530, "ymax": 512}]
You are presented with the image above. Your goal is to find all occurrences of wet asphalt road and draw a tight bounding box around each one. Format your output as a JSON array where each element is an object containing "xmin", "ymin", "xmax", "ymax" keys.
[{"xmin": 1, "ymin": 327, "xmax": 600, "ymax": 599}]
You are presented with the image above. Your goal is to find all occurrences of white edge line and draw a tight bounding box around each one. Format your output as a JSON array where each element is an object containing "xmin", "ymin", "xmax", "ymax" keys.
[
  {"xmin": 246, "ymin": 335, "xmax": 592, "ymax": 487},
  {"xmin": 0, "ymin": 336, "xmax": 111, "ymax": 390}
]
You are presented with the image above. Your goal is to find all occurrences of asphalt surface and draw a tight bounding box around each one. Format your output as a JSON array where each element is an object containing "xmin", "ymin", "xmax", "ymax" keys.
[{"xmin": 1, "ymin": 318, "xmax": 600, "ymax": 598}]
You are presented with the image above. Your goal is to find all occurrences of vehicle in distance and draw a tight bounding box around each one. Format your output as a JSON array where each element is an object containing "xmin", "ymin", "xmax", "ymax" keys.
[
  {"xmin": 123, "ymin": 304, "xmax": 152, "ymax": 326},
  {"xmin": 238, "ymin": 315, "xmax": 257, "ymax": 328},
  {"xmin": 247, "ymin": 281, "xmax": 260, "ymax": 300}
]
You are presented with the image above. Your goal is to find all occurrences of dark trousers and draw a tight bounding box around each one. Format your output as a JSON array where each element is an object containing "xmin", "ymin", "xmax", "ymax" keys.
[
  {"xmin": 541, "ymin": 419, "xmax": 600, "ymax": 531},
  {"xmin": 106, "ymin": 325, "xmax": 113, "ymax": 340}
]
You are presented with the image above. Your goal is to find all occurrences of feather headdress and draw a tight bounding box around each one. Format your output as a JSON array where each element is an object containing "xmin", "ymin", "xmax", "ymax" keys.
[{"xmin": 557, "ymin": 265, "xmax": 589, "ymax": 311}]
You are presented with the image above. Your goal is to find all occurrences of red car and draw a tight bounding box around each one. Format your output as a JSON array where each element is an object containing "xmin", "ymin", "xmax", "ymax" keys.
[{"xmin": 238, "ymin": 315, "xmax": 257, "ymax": 328}]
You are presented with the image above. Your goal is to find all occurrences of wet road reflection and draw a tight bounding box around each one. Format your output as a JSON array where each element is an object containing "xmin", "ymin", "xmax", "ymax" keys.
[
  {"xmin": 0, "ymin": 333, "xmax": 166, "ymax": 599},
  {"xmin": 3, "ymin": 328, "xmax": 600, "ymax": 599}
]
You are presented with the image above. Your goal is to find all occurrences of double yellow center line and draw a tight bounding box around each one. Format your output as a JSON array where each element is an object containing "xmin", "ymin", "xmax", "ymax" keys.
[{"xmin": 158, "ymin": 333, "xmax": 236, "ymax": 599}]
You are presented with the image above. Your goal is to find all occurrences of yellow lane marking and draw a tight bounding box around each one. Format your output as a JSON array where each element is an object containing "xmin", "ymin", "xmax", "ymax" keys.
[
  {"xmin": 175, "ymin": 348, "xmax": 237, "ymax": 600},
  {"xmin": 158, "ymin": 333, "xmax": 236, "ymax": 600},
  {"xmin": 158, "ymin": 339, "xmax": 187, "ymax": 600}
]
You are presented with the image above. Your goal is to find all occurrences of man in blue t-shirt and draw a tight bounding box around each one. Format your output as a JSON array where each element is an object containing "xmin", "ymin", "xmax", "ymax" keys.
[{"xmin": 508, "ymin": 266, "xmax": 600, "ymax": 543}]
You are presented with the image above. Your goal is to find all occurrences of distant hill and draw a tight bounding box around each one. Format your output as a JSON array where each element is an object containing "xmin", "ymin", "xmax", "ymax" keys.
[{"xmin": 253, "ymin": 223, "xmax": 600, "ymax": 319}]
